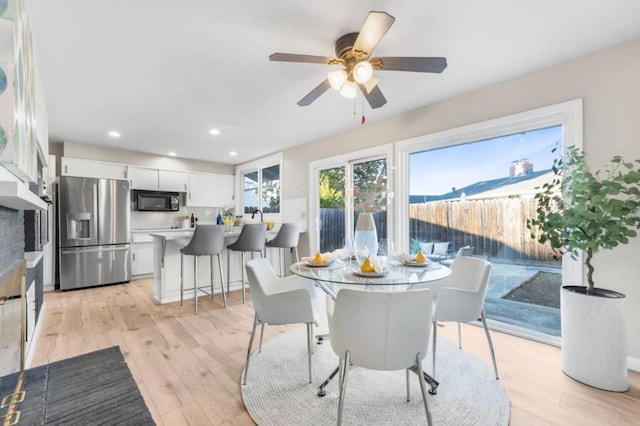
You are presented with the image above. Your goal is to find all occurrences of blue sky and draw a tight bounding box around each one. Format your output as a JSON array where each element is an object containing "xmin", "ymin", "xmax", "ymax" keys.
[{"xmin": 409, "ymin": 125, "xmax": 562, "ymax": 195}]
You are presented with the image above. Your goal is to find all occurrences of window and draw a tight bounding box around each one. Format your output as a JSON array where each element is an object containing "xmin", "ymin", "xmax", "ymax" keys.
[
  {"xmin": 395, "ymin": 99, "xmax": 583, "ymax": 344},
  {"xmin": 310, "ymin": 145, "xmax": 393, "ymax": 254},
  {"xmin": 237, "ymin": 153, "xmax": 282, "ymax": 216}
]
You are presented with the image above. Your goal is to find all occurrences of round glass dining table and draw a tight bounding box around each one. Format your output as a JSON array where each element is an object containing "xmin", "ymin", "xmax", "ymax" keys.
[
  {"xmin": 290, "ymin": 258, "xmax": 451, "ymax": 396},
  {"xmin": 290, "ymin": 258, "xmax": 451, "ymax": 300}
]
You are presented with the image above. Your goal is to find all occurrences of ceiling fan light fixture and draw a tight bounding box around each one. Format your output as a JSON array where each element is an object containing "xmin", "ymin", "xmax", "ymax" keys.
[
  {"xmin": 328, "ymin": 69, "xmax": 348, "ymax": 90},
  {"xmin": 339, "ymin": 81, "xmax": 357, "ymax": 99},
  {"xmin": 353, "ymin": 61, "xmax": 373, "ymax": 84}
]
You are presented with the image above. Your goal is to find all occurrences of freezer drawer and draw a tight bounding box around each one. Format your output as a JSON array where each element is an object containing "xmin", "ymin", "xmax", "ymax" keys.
[{"xmin": 60, "ymin": 245, "xmax": 131, "ymax": 290}]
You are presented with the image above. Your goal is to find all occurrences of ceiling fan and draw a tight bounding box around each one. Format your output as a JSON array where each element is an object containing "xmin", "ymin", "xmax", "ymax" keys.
[{"xmin": 269, "ymin": 11, "xmax": 447, "ymax": 109}]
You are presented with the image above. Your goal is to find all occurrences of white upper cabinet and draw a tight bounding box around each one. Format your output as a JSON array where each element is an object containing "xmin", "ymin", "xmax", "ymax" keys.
[
  {"xmin": 187, "ymin": 172, "xmax": 234, "ymax": 207},
  {"xmin": 159, "ymin": 170, "xmax": 188, "ymax": 192},
  {"xmin": 129, "ymin": 167, "xmax": 188, "ymax": 192},
  {"xmin": 129, "ymin": 166, "xmax": 159, "ymax": 190},
  {"xmin": 61, "ymin": 157, "xmax": 127, "ymax": 180}
]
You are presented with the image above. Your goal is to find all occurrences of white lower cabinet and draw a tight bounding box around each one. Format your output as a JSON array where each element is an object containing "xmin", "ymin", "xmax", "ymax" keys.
[{"xmin": 132, "ymin": 242, "xmax": 154, "ymax": 275}]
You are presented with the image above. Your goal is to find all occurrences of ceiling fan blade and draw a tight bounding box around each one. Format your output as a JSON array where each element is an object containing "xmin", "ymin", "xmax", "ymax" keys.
[
  {"xmin": 352, "ymin": 11, "xmax": 396, "ymax": 59},
  {"xmin": 270, "ymin": 53, "xmax": 344, "ymax": 66},
  {"xmin": 370, "ymin": 57, "xmax": 448, "ymax": 73},
  {"xmin": 297, "ymin": 80, "xmax": 331, "ymax": 106},
  {"xmin": 358, "ymin": 83, "xmax": 387, "ymax": 109}
]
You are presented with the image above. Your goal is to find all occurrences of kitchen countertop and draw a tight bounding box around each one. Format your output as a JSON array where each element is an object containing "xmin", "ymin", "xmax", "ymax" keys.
[{"xmin": 149, "ymin": 226, "xmax": 278, "ymax": 240}]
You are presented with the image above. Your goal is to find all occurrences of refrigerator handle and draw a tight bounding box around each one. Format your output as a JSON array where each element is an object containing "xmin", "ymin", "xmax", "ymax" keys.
[{"xmin": 93, "ymin": 183, "xmax": 99, "ymax": 243}]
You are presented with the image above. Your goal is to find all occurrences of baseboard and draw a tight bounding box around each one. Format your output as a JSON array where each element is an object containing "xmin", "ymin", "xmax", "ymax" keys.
[
  {"xmin": 25, "ymin": 301, "xmax": 47, "ymax": 369},
  {"xmin": 628, "ymin": 356, "xmax": 640, "ymax": 372}
]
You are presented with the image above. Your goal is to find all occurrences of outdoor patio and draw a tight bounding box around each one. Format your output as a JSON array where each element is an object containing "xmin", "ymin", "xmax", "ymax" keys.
[{"xmin": 483, "ymin": 260, "xmax": 561, "ymax": 337}]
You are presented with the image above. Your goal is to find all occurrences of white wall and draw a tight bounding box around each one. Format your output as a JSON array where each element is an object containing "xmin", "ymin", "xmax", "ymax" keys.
[{"xmin": 281, "ymin": 36, "xmax": 640, "ymax": 359}]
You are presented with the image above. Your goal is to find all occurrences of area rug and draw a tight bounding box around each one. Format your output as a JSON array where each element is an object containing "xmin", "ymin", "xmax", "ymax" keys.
[
  {"xmin": 241, "ymin": 327, "xmax": 510, "ymax": 425},
  {"xmin": 0, "ymin": 346, "xmax": 155, "ymax": 425}
]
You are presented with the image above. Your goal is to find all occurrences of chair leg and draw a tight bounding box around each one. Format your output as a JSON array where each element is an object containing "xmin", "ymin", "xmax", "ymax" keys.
[
  {"xmin": 218, "ymin": 254, "xmax": 227, "ymax": 307},
  {"xmin": 243, "ymin": 313, "xmax": 259, "ymax": 385},
  {"xmin": 306, "ymin": 322, "xmax": 313, "ymax": 383},
  {"xmin": 258, "ymin": 322, "xmax": 265, "ymax": 353},
  {"xmin": 406, "ymin": 368, "xmax": 410, "ymax": 402},
  {"xmin": 432, "ymin": 321, "xmax": 438, "ymax": 379},
  {"xmin": 180, "ymin": 253, "xmax": 184, "ymax": 306},
  {"xmin": 337, "ymin": 351, "xmax": 350, "ymax": 426},
  {"xmin": 416, "ymin": 352, "xmax": 433, "ymax": 426},
  {"xmin": 458, "ymin": 322, "xmax": 462, "ymax": 349},
  {"xmin": 193, "ymin": 256, "xmax": 198, "ymax": 315},
  {"xmin": 481, "ymin": 309, "xmax": 499, "ymax": 379}
]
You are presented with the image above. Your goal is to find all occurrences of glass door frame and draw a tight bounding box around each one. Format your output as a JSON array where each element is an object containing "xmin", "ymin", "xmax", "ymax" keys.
[{"xmin": 309, "ymin": 144, "xmax": 394, "ymax": 254}]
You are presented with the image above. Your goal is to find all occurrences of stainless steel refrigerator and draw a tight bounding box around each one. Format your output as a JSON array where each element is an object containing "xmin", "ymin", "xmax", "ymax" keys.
[{"xmin": 58, "ymin": 176, "xmax": 131, "ymax": 290}]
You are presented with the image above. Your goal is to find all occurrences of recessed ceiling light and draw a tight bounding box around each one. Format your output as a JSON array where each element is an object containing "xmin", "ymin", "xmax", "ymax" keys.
[
  {"xmin": 168, "ymin": 152, "xmax": 177, "ymax": 157},
  {"xmin": 229, "ymin": 151, "xmax": 237, "ymax": 156},
  {"xmin": 209, "ymin": 128, "xmax": 221, "ymax": 135},
  {"xmin": 108, "ymin": 130, "xmax": 121, "ymax": 138}
]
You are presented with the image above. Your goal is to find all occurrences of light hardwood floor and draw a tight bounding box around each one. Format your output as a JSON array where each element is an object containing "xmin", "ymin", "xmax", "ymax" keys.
[{"xmin": 31, "ymin": 278, "xmax": 640, "ymax": 425}]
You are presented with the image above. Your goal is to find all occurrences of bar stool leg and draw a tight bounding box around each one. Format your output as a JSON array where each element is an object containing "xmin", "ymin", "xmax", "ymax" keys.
[
  {"xmin": 194, "ymin": 256, "xmax": 198, "ymax": 315},
  {"xmin": 218, "ymin": 254, "xmax": 227, "ymax": 307},
  {"xmin": 226, "ymin": 250, "xmax": 231, "ymax": 296},
  {"xmin": 180, "ymin": 253, "xmax": 184, "ymax": 306},
  {"xmin": 241, "ymin": 252, "xmax": 246, "ymax": 304},
  {"xmin": 209, "ymin": 255, "xmax": 214, "ymax": 300},
  {"xmin": 278, "ymin": 248, "xmax": 284, "ymax": 277}
]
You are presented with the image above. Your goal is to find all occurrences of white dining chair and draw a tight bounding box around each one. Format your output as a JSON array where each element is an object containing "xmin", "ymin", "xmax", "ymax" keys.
[
  {"xmin": 431, "ymin": 256, "xmax": 499, "ymax": 380},
  {"xmin": 327, "ymin": 288, "xmax": 433, "ymax": 426},
  {"xmin": 243, "ymin": 258, "xmax": 316, "ymax": 385}
]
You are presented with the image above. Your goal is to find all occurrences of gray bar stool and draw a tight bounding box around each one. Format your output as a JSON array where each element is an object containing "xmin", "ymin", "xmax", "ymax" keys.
[
  {"xmin": 180, "ymin": 225, "xmax": 227, "ymax": 314},
  {"xmin": 227, "ymin": 223, "xmax": 267, "ymax": 303},
  {"xmin": 265, "ymin": 222, "xmax": 300, "ymax": 276}
]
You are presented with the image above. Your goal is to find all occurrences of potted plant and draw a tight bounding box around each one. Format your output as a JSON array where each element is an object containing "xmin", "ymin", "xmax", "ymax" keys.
[{"xmin": 527, "ymin": 145, "xmax": 640, "ymax": 391}]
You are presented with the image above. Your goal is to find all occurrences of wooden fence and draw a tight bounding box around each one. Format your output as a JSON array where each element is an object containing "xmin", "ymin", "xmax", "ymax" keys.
[
  {"xmin": 319, "ymin": 209, "xmax": 387, "ymax": 253},
  {"xmin": 410, "ymin": 198, "xmax": 556, "ymax": 262}
]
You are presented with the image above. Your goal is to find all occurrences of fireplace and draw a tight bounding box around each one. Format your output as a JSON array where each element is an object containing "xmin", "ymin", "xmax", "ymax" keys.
[{"xmin": 0, "ymin": 261, "xmax": 26, "ymax": 424}]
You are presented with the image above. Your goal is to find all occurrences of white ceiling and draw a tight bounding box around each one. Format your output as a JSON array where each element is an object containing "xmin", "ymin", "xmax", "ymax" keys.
[{"xmin": 25, "ymin": 0, "xmax": 640, "ymax": 165}]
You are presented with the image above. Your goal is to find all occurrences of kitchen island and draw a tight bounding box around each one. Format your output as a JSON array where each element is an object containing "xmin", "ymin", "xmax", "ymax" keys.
[{"xmin": 149, "ymin": 226, "xmax": 281, "ymax": 304}]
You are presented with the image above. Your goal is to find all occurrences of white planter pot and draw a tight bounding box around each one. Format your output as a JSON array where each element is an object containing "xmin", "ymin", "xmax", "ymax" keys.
[{"xmin": 561, "ymin": 286, "xmax": 628, "ymax": 391}]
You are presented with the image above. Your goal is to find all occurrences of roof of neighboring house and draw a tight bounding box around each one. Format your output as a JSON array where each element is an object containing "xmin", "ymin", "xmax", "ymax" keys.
[{"xmin": 409, "ymin": 169, "xmax": 554, "ymax": 203}]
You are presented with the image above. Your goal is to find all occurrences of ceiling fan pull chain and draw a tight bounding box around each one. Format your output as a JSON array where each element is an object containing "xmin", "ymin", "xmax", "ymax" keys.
[
  {"xmin": 361, "ymin": 96, "xmax": 366, "ymax": 125},
  {"xmin": 353, "ymin": 97, "xmax": 357, "ymax": 120}
]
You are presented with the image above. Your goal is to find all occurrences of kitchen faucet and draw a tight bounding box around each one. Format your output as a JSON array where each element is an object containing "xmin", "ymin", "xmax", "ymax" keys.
[{"xmin": 251, "ymin": 209, "xmax": 263, "ymax": 222}]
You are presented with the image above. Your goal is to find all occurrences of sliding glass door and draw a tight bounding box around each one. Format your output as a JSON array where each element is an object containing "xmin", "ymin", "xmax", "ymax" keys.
[{"xmin": 316, "ymin": 156, "xmax": 388, "ymax": 254}]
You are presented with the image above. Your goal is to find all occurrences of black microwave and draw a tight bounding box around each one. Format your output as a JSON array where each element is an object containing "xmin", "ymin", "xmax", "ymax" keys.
[{"xmin": 136, "ymin": 191, "xmax": 180, "ymax": 211}]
